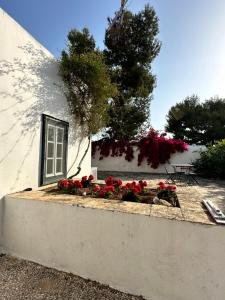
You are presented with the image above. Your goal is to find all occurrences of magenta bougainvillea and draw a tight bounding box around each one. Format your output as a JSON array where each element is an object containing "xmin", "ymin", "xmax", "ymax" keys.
[{"xmin": 92, "ymin": 129, "xmax": 188, "ymax": 169}]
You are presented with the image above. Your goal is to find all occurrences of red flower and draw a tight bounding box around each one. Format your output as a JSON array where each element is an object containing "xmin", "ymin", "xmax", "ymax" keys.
[
  {"xmin": 58, "ymin": 179, "xmax": 70, "ymax": 189},
  {"xmin": 167, "ymin": 185, "xmax": 176, "ymax": 190},
  {"xmin": 93, "ymin": 185, "xmax": 100, "ymax": 192},
  {"xmin": 88, "ymin": 175, "xmax": 94, "ymax": 181},
  {"xmin": 73, "ymin": 180, "xmax": 82, "ymax": 188},
  {"xmin": 99, "ymin": 190, "xmax": 105, "ymax": 198},
  {"xmin": 103, "ymin": 185, "xmax": 115, "ymax": 192},
  {"xmin": 139, "ymin": 180, "xmax": 147, "ymax": 188},
  {"xmin": 105, "ymin": 176, "xmax": 114, "ymax": 186},
  {"xmin": 68, "ymin": 182, "xmax": 74, "ymax": 188},
  {"xmin": 126, "ymin": 183, "xmax": 132, "ymax": 189},
  {"xmin": 113, "ymin": 179, "xmax": 122, "ymax": 187},
  {"xmin": 117, "ymin": 179, "xmax": 122, "ymax": 186},
  {"xmin": 132, "ymin": 184, "xmax": 141, "ymax": 193},
  {"xmin": 82, "ymin": 176, "xmax": 88, "ymax": 182}
]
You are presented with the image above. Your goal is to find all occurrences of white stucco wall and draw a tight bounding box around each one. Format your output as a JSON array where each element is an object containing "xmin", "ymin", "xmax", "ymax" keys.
[
  {"xmin": 92, "ymin": 145, "xmax": 205, "ymax": 173},
  {"xmin": 1, "ymin": 196, "xmax": 225, "ymax": 300},
  {"xmin": 0, "ymin": 8, "xmax": 91, "ymax": 198}
]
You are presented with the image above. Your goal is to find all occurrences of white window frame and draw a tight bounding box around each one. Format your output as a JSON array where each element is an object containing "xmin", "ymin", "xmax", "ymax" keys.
[{"xmin": 46, "ymin": 124, "xmax": 64, "ymax": 178}]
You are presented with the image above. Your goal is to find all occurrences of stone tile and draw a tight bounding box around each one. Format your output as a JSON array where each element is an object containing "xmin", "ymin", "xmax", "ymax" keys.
[
  {"xmin": 115, "ymin": 201, "xmax": 151, "ymax": 216},
  {"xmin": 78, "ymin": 199, "xmax": 117, "ymax": 212},
  {"xmin": 150, "ymin": 205, "xmax": 169, "ymax": 219},
  {"xmin": 182, "ymin": 209, "xmax": 215, "ymax": 225},
  {"xmin": 180, "ymin": 200, "xmax": 207, "ymax": 212},
  {"xmin": 167, "ymin": 207, "xmax": 184, "ymax": 221},
  {"xmin": 79, "ymin": 198, "xmax": 151, "ymax": 216}
]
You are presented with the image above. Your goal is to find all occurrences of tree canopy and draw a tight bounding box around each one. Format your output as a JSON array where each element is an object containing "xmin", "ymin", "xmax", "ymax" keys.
[
  {"xmin": 165, "ymin": 95, "xmax": 225, "ymax": 145},
  {"xmin": 59, "ymin": 28, "xmax": 117, "ymax": 135},
  {"xmin": 104, "ymin": 4, "xmax": 161, "ymax": 140}
]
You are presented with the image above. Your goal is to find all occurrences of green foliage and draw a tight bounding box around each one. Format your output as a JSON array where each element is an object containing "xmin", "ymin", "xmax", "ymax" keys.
[
  {"xmin": 59, "ymin": 28, "xmax": 117, "ymax": 134},
  {"xmin": 122, "ymin": 191, "xmax": 140, "ymax": 202},
  {"xmin": 165, "ymin": 96, "xmax": 225, "ymax": 145},
  {"xmin": 194, "ymin": 140, "xmax": 225, "ymax": 179},
  {"xmin": 104, "ymin": 4, "xmax": 161, "ymax": 139}
]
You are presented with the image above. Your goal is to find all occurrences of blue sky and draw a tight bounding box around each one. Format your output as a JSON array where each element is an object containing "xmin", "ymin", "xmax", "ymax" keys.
[{"xmin": 1, "ymin": 0, "xmax": 225, "ymax": 130}]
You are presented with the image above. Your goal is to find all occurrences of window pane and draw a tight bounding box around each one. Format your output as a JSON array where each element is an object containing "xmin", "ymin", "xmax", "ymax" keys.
[
  {"xmin": 56, "ymin": 144, "xmax": 62, "ymax": 158},
  {"xmin": 46, "ymin": 159, "xmax": 54, "ymax": 175},
  {"xmin": 56, "ymin": 159, "xmax": 62, "ymax": 173},
  {"xmin": 57, "ymin": 128, "xmax": 63, "ymax": 143},
  {"xmin": 48, "ymin": 126, "xmax": 54, "ymax": 142},
  {"xmin": 47, "ymin": 142, "xmax": 54, "ymax": 158}
]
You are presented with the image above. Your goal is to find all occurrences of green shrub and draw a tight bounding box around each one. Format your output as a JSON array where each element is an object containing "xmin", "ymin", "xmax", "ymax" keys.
[{"xmin": 194, "ymin": 140, "xmax": 225, "ymax": 179}]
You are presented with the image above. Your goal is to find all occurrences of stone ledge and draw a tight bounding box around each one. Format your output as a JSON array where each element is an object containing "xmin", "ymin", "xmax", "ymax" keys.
[{"xmin": 8, "ymin": 187, "xmax": 217, "ymax": 226}]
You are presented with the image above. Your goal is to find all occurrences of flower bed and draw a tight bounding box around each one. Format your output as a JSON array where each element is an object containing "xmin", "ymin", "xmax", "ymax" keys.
[{"xmin": 56, "ymin": 175, "xmax": 179, "ymax": 207}]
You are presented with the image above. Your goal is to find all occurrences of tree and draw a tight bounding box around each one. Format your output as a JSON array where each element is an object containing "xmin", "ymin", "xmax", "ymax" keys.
[
  {"xmin": 165, "ymin": 95, "xmax": 225, "ymax": 145},
  {"xmin": 194, "ymin": 140, "xmax": 225, "ymax": 179},
  {"xmin": 104, "ymin": 4, "xmax": 161, "ymax": 140},
  {"xmin": 59, "ymin": 28, "xmax": 117, "ymax": 176}
]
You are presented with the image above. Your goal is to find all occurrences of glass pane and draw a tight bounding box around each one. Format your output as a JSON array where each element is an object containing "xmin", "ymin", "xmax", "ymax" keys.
[
  {"xmin": 56, "ymin": 159, "xmax": 62, "ymax": 173},
  {"xmin": 46, "ymin": 159, "xmax": 54, "ymax": 175},
  {"xmin": 48, "ymin": 126, "xmax": 54, "ymax": 142},
  {"xmin": 56, "ymin": 144, "xmax": 62, "ymax": 158},
  {"xmin": 57, "ymin": 128, "xmax": 63, "ymax": 143},
  {"xmin": 47, "ymin": 142, "xmax": 54, "ymax": 158}
]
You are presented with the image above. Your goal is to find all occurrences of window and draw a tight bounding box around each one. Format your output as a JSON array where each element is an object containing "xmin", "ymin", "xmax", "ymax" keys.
[{"xmin": 40, "ymin": 114, "xmax": 69, "ymax": 185}]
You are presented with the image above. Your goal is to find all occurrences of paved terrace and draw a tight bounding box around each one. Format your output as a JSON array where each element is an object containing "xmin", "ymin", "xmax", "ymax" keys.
[{"xmin": 8, "ymin": 172, "xmax": 225, "ymax": 226}]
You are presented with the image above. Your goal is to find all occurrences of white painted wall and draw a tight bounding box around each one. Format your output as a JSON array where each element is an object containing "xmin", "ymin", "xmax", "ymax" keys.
[
  {"xmin": 92, "ymin": 145, "xmax": 205, "ymax": 173},
  {"xmin": 1, "ymin": 196, "xmax": 225, "ymax": 300},
  {"xmin": 0, "ymin": 8, "xmax": 91, "ymax": 198}
]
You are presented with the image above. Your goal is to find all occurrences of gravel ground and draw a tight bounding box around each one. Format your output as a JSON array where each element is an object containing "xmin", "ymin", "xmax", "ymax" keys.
[{"xmin": 0, "ymin": 255, "xmax": 145, "ymax": 300}]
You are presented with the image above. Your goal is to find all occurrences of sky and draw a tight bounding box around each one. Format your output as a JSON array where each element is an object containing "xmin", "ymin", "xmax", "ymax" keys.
[{"xmin": 1, "ymin": 0, "xmax": 225, "ymax": 130}]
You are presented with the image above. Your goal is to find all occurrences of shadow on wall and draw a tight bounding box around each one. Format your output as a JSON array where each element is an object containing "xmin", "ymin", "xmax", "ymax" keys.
[{"xmin": 0, "ymin": 42, "xmax": 85, "ymax": 188}]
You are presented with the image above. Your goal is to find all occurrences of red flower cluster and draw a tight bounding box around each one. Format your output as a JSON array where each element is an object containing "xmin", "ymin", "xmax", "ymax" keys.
[
  {"xmin": 158, "ymin": 181, "xmax": 176, "ymax": 190},
  {"xmin": 105, "ymin": 176, "xmax": 122, "ymax": 187},
  {"xmin": 139, "ymin": 180, "xmax": 148, "ymax": 190},
  {"xmin": 104, "ymin": 185, "xmax": 115, "ymax": 192},
  {"xmin": 93, "ymin": 185, "xmax": 101, "ymax": 192},
  {"xmin": 92, "ymin": 128, "xmax": 188, "ymax": 169},
  {"xmin": 82, "ymin": 175, "xmax": 94, "ymax": 182},
  {"xmin": 92, "ymin": 139, "xmax": 134, "ymax": 162},
  {"xmin": 58, "ymin": 179, "xmax": 70, "ymax": 189},
  {"xmin": 94, "ymin": 185, "xmax": 115, "ymax": 198},
  {"xmin": 58, "ymin": 174, "xmax": 94, "ymax": 191},
  {"xmin": 73, "ymin": 180, "xmax": 83, "ymax": 188},
  {"xmin": 122, "ymin": 181, "xmax": 142, "ymax": 194},
  {"xmin": 58, "ymin": 179, "xmax": 83, "ymax": 189}
]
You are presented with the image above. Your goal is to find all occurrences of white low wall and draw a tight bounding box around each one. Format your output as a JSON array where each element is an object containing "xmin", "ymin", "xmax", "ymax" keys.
[
  {"xmin": 92, "ymin": 145, "xmax": 205, "ymax": 173},
  {"xmin": 1, "ymin": 196, "xmax": 225, "ymax": 300}
]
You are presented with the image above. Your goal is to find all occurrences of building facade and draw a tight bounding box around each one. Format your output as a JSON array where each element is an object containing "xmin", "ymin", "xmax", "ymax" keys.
[{"xmin": 0, "ymin": 8, "xmax": 91, "ymax": 198}]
